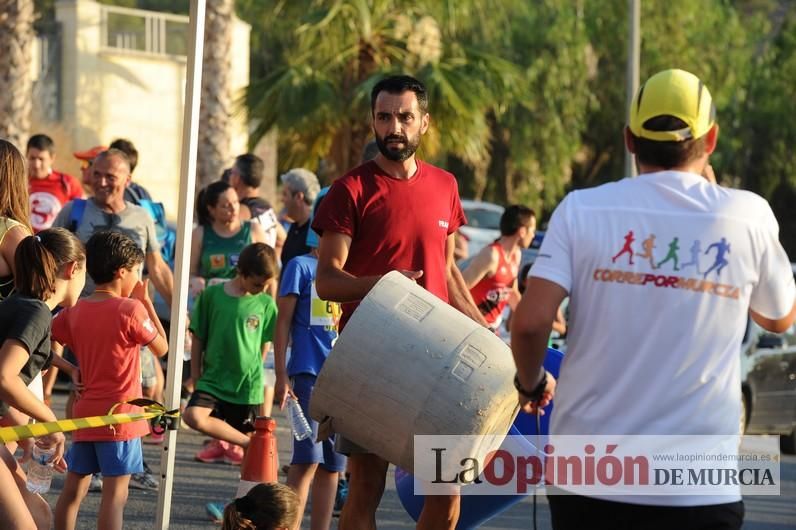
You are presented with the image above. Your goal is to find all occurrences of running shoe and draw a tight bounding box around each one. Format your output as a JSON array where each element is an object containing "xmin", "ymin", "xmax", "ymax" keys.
[{"xmin": 195, "ymin": 439, "xmax": 229, "ymax": 464}]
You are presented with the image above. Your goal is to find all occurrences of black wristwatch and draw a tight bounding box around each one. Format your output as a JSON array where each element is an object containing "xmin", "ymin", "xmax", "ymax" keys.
[{"xmin": 514, "ymin": 370, "xmax": 548, "ymax": 402}]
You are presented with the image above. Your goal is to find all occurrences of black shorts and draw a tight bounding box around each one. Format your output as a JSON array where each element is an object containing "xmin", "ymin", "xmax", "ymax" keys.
[
  {"xmin": 547, "ymin": 487, "xmax": 744, "ymax": 530},
  {"xmin": 186, "ymin": 390, "xmax": 257, "ymax": 434}
]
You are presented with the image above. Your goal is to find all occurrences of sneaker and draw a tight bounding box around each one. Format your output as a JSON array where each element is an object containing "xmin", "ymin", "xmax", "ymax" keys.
[
  {"xmin": 206, "ymin": 501, "xmax": 227, "ymax": 523},
  {"xmin": 88, "ymin": 474, "xmax": 103, "ymax": 492},
  {"xmin": 195, "ymin": 439, "xmax": 229, "ymax": 464},
  {"xmin": 130, "ymin": 469, "xmax": 159, "ymax": 491},
  {"xmin": 223, "ymin": 443, "xmax": 243, "ymax": 465},
  {"xmin": 333, "ymin": 478, "xmax": 348, "ymax": 516}
]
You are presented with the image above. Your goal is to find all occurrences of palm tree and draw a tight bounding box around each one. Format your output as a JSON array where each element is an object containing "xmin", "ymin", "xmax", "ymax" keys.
[
  {"xmin": 246, "ymin": 0, "xmax": 518, "ymax": 182},
  {"xmin": 0, "ymin": 0, "xmax": 35, "ymax": 148},
  {"xmin": 197, "ymin": 0, "xmax": 234, "ymax": 186}
]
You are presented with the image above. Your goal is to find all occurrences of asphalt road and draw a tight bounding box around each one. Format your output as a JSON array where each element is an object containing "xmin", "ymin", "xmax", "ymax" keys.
[{"xmin": 40, "ymin": 391, "xmax": 796, "ymax": 529}]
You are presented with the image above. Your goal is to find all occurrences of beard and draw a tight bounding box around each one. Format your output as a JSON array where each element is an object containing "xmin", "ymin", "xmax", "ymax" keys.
[{"xmin": 375, "ymin": 132, "xmax": 421, "ymax": 162}]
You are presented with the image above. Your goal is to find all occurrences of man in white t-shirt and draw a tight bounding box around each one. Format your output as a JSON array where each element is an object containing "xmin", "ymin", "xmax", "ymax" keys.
[{"xmin": 511, "ymin": 69, "xmax": 796, "ymax": 529}]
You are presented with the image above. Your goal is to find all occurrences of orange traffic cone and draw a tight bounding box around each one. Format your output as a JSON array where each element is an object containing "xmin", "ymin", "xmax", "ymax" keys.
[{"xmin": 236, "ymin": 416, "xmax": 278, "ymax": 497}]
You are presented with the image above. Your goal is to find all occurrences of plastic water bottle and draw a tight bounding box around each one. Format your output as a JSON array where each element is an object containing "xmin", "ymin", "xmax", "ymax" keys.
[
  {"xmin": 286, "ymin": 395, "xmax": 312, "ymax": 441},
  {"xmin": 26, "ymin": 445, "xmax": 55, "ymax": 494}
]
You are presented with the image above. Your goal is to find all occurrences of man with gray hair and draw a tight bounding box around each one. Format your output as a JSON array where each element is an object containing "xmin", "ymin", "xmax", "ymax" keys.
[
  {"xmin": 280, "ymin": 167, "xmax": 320, "ymax": 267},
  {"xmin": 55, "ymin": 149, "xmax": 173, "ymax": 302}
]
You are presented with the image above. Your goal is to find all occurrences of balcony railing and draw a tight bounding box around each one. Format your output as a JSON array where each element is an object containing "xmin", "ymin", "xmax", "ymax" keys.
[{"xmin": 100, "ymin": 4, "xmax": 189, "ymax": 58}]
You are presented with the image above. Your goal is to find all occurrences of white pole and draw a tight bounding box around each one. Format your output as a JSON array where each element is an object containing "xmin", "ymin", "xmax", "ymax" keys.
[
  {"xmin": 625, "ymin": 0, "xmax": 640, "ymax": 178},
  {"xmin": 155, "ymin": 0, "xmax": 206, "ymax": 527}
]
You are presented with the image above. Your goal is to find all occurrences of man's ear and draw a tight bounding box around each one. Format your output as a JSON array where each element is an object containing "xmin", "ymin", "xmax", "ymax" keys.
[
  {"xmin": 704, "ymin": 123, "xmax": 719, "ymax": 155},
  {"xmin": 420, "ymin": 112, "xmax": 430, "ymax": 135},
  {"xmin": 624, "ymin": 127, "xmax": 637, "ymax": 154}
]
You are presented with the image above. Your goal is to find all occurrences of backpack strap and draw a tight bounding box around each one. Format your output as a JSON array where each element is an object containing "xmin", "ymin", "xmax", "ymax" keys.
[
  {"xmin": 137, "ymin": 199, "xmax": 166, "ymax": 226},
  {"xmin": 68, "ymin": 199, "xmax": 87, "ymax": 233},
  {"xmin": 126, "ymin": 183, "xmax": 143, "ymax": 205}
]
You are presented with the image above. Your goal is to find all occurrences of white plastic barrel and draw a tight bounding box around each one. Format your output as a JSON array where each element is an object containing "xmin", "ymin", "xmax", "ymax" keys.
[{"xmin": 309, "ymin": 271, "xmax": 519, "ymax": 478}]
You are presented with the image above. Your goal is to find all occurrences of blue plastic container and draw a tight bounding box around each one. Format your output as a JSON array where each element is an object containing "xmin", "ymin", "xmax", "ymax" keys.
[{"xmin": 395, "ymin": 347, "xmax": 563, "ymax": 529}]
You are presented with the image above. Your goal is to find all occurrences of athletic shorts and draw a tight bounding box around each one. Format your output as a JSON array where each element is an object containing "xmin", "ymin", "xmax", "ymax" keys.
[
  {"xmin": 140, "ymin": 346, "xmax": 157, "ymax": 389},
  {"xmin": 65, "ymin": 438, "xmax": 144, "ymax": 477},
  {"xmin": 547, "ymin": 487, "xmax": 744, "ymax": 530},
  {"xmin": 290, "ymin": 374, "xmax": 346, "ymax": 472},
  {"xmin": 186, "ymin": 390, "xmax": 257, "ymax": 434}
]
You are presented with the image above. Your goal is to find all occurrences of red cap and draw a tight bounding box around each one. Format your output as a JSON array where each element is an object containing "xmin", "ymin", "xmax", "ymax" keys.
[{"xmin": 73, "ymin": 145, "xmax": 107, "ymax": 160}]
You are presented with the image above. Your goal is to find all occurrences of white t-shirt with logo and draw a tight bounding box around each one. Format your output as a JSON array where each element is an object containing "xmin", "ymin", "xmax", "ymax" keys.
[{"xmin": 530, "ymin": 170, "xmax": 794, "ymax": 505}]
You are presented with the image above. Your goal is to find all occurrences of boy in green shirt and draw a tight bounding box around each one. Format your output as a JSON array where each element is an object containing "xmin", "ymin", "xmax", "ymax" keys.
[{"xmin": 184, "ymin": 243, "xmax": 278, "ymax": 465}]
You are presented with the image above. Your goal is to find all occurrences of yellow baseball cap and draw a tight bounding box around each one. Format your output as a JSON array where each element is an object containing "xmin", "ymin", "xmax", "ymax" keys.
[{"xmin": 629, "ymin": 69, "xmax": 716, "ymax": 142}]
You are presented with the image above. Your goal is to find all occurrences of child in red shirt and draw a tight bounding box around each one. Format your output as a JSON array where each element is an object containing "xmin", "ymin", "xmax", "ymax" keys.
[
  {"xmin": 52, "ymin": 231, "xmax": 168, "ymax": 530},
  {"xmin": 26, "ymin": 134, "xmax": 83, "ymax": 232}
]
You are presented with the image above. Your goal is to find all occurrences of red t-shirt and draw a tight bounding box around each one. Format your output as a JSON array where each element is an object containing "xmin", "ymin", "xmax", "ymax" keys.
[
  {"xmin": 52, "ymin": 297, "xmax": 158, "ymax": 441},
  {"xmin": 469, "ymin": 242, "xmax": 519, "ymax": 327},
  {"xmin": 312, "ymin": 160, "xmax": 466, "ymax": 330},
  {"xmin": 28, "ymin": 171, "xmax": 83, "ymax": 232}
]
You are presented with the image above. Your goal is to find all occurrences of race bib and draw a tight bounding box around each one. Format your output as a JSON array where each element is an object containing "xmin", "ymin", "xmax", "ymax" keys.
[{"xmin": 310, "ymin": 281, "xmax": 340, "ymax": 328}]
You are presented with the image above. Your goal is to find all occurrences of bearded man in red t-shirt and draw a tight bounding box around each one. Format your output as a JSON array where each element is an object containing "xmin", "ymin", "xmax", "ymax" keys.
[
  {"xmin": 313, "ymin": 75, "xmax": 487, "ymax": 530},
  {"xmin": 26, "ymin": 134, "xmax": 84, "ymax": 232}
]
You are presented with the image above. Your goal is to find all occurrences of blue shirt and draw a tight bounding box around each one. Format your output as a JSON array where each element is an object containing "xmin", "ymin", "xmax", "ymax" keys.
[{"xmin": 279, "ymin": 254, "xmax": 339, "ymax": 376}]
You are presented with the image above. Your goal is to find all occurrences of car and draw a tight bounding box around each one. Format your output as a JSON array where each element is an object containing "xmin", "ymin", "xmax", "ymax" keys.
[
  {"xmin": 741, "ymin": 316, "xmax": 796, "ymax": 453},
  {"xmin": 459, "ymin": 199, "xmax": 503, "ymax": 257}
]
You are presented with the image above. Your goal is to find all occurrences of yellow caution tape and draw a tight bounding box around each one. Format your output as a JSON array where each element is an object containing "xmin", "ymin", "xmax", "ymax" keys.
[{"xmin": 0, "ymin": 398, "xmax": 179, "ymax": 443}]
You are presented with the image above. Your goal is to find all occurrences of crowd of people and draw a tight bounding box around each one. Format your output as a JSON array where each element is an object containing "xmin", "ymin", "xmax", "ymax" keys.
[{"xmin": 0, "ymin": 68, "xmax": 794, "ymax": 530}]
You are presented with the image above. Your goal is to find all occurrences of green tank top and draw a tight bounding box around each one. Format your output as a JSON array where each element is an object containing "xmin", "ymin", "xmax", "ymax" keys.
[{"xmin": 200, "ymin": 221, "xmax": 253, "ymax": 280}]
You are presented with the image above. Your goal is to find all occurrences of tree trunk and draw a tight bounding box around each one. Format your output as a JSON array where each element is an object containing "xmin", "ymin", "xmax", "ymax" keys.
[
  {"xmin": 471, "ymin": 153, "xmax": 491, "ymax": 201},
  {"xmin": 253, "ymin": 128, "xmax": 278, "ymax": 205},
  {"xmin": 197, "ymin": 0, "xmax": 233, "ymax": 187},
  {"xmin": 0, "ymin": 0, "xmax": 34, "ymax": 148}
]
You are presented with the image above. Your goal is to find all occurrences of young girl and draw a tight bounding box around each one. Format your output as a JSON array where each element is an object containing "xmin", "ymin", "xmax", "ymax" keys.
[
  {"xmin": 0, "ymin": 138, "xmax": 46, "ymax": 448},
  {"xmin": 222, "ymin": 483, "xmax": 300, "ymax": 530},
  {"xmin": 0, "ymin": 228, "xmax": 86, "ymax": 530}
]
